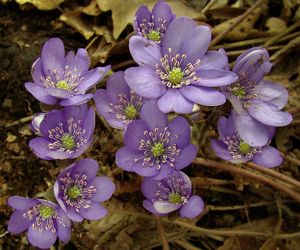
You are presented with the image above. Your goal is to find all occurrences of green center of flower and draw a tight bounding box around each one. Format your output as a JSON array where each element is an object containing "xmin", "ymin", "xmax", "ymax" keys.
[
  {"xmin": 239, "ymin": 141, "xmax": 251, "ymax": 154},
  {"xmin": 151, "ymin": 143, "xmax": 165, "ymax": 157},
  {"xmin": 125, "ymin": 105, "xmax": 138, "ymax": 120},
  {"xmin": 148, "ymin": 30, "xmax": 161, "ymax": 42},
  {"xmin": 67, "ymin": 186, "xmax": 81, "ymax": 199},
  {"xmin": 168, "ymin": 67, "xmax": 184, "ymax": 85},
  {"xmin": 230, "ymin": 84, "xmax": 246, "ymax": 99},
  {"xmin": 168, "ymin": 193, "xmax": 182, "ymax": 204},
  {"xmin": 55, "ymin": 80, "xmax": 69, "ymax": 90},
  {"xmin": 61, "ymin": 134, "xmax": 75, "ymax": 149},
  {"xmin": 38, "ymin": 204, "xmax": 54, "ymax": 218}
]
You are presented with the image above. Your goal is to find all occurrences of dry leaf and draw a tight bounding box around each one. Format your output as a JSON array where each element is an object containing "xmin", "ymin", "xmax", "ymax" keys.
[
  {"xmin": 16, "ymin": 0, "xmax": 63, "ymax": 10},
  {"xmin": 96, "ymin": 0, "xmax": 206, "ymax": 39},
  {"xmin": 266, "ymin": 17, "xmax": 287, "ymax": 33},
  {"xmin": 60, "ymin": 9, "xmax": 94, "ymax": 40}
]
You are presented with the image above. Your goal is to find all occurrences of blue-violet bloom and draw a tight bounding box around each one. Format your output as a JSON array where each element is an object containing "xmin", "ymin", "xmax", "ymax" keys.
[
  {"xmin": 222, "ymin": 47, "xmax": 292, "ymax": 146},
  {"xmin": 94, "ymin": 71, "xmax": 145, "ymax": 130},
  {"xmin": 8, "ymin": 196, "xmax": 71, "ymax": 249},
  {"xmin": 125, "ymin": 17, "xmax": 238, "ymax": 114},
  {"xmin": 134, "ymin": 1, "xmax": 175, "ymax": 43},
  {"xmin": 116, "ymin": 100, "xmax": 197, "ymax": 179},
  {"xmin": 54, "ymin": 158, "xmax": 115, "ymax": 222},
  {"xmin": 29, "ymin": 104, "xmax": 95, "ymax": 160},
  {"xmin": 25, "ymin": 38, "xmax": 110, "ymax": 106},
  {"xmin": 30, "ymin": 113, "xmax": 46, "ymax": 135},
  {"xmin": 211, "ymin": 115, "xmax": 282, "ymax": 168},
  {"xmin": 142, "ymin": 170, "xmax": 204, "ymax": 218}
]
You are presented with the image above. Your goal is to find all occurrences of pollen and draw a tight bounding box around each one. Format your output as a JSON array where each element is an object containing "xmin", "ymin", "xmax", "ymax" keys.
[
  {"xmin": 61, "ymin": 134, "xmax": 75, "ymax": 149},
  {"xmin": 67, "ymin": 186, "xmax": 81, "ymax": 199},
  {"xmin": 148, "ymin": 30, "xmax": 161, "ymax": 42},
  {"xmin": 125, "ymin": 105, "xmax": 138, "ymax": 120},
  {"xmin": 239, "ymin": 141, "xmax": 251, "ymax": 154},
  {"xmin": 168, "ymin": 67, "xmax": 184, "ymax": 85},
  {"xmin": 151, "ymin": 143, "xmax": 165, "ymax": 157},
  {"xmin": 38, "ymin": 204, "xmax": 55, "ymax": 219},
  {"xmin": 230, "ymin": 84, "xmax": 246, "ymax": 99},
  {"xmin": 55, "ymin": 80, "xmax": 69, "ymax": 90},
  {"xmin": 168, "ymin": 193, "xmax": 182, "ymax": 204}
]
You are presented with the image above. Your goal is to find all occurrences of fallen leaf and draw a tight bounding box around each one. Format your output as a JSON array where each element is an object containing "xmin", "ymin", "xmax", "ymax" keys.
[
  {"xmin": 96, "ymin": 0, "xmax": 206, "ymax": 39},
  {"xmin": 16, "ymin": 0, "xmax": 63, "ymax": 10}
]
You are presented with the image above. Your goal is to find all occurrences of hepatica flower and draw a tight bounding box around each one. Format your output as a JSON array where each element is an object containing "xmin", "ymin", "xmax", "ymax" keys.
[
  {"xmin": 211, "ymin": 115, "xmax": 282, "ymax": 168},
  {"xmin": 222, "ymin": 47, "xmax": 292, "ymax": 146},
  {"xmin": 94, "ymin": 71, "xmax": 145, "ymax": 130},
  {"xmin": 29, "ymin": 104, "xmax": 95, "ymax": 160},
  {"xmin": 25, "ymin": 38, "xmax": 110, "ymax": 106},
  {"xmin": 54, "ymin": 158, "xmax": 115, "ymax": 222},
  {"xmin": 30, "ymin": 113, "xmax": 46, "ymax": 135},
  {"xmin": 8, "ymin": 196, "xmax": 71, "ymax": 249},
  {"xmin": 125, "ymin": 17, "xmax": 238, "ymax": 114},
  {"xmin": 116, "ymin": 100, "xmax": 197, "ymax": 179},
  {"xmin": 134, "ymin": 1, "xmax": 175, "ymax": 43},
  {"xmin": 142, "ymin": 171, "xmax": 204, "ymax": 218}
]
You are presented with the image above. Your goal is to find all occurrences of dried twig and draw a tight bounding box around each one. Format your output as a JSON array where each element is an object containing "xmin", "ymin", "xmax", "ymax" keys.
[
  {"xmin": 210, "ymin": 0, "xmax": 263, "ymax": 47},
  {"xmin": 155, "ymin": 216, "xmax": 170, "ymax": 250},
  {"xmin": 193, "ymin": 158, "xmax": 300, "ymax": 203}
]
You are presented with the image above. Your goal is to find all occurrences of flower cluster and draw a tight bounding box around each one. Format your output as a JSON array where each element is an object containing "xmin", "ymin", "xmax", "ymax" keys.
[
  {"xmin": 8, "ymin": 38, "xmax": 115, "ymax": 249},
  {"xmin": 8, "ymin": 1, "xmax": 293, "ymax": 249}
]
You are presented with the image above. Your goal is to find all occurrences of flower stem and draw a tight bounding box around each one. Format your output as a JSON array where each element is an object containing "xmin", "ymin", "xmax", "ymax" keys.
[{"xmin": 155, "ymin": 215, "xmax": 170, "ymax": 250}]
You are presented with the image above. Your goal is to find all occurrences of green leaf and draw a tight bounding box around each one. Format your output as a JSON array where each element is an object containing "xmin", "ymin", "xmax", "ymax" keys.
[
  {"xmin": 16, "ymin": 0, "xmax": 64, "ymax": 10},
  {"xmin": 96, "ymin": 0, "xmax": 205, "ymax": 39}
]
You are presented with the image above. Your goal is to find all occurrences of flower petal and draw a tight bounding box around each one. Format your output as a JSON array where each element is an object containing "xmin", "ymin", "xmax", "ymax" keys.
[
  {"xmin": 157, "ymin": 89, "xmax": 193, "ymax": 114},
  {"xmin": 152, "ymin": 164, "xmax": 174, "ymax": 180},
  {"xmin": 28, "ymin": 223, "xmax": 57, "ymax": 249},
  {"xmin": 132, "ymin": 164, "xmax": 159, "ymax": 177},
  {"xmin": 211, "ymin": 139, "xmax": 233, "ymax": 161},
  {"xmin": 153, "ymin": 201, "xmax": 181, "ymax": 214},
  {"xmin": 141, "ymin": 177, "xmax": 159, "ymax": 200},
  {"xmin": 152, "ymin": 1, "xmax": 174, "ymax": 28},
  {"xmin": 31, "ymin": 57, "xmax": 45, "ymax": 85},
  {"xmin": 140, "ymin": 100, "xmax": 168, "ymax": 130},
  {"xmin": 217, "ymin": 116, "xmax": 235, "ymax": 140},
  {"xmin": 66, "ymin": 48, "xmax": 89, "ymax": 75},
  {"xmin": 134, "ymin": 5, "xmax": 151, "ymax": 33},
  {"xmin": 56, "ymin": 213, "xmax": 71, "ymax": 244},
  {"xmin": 252, "ymin": 146, "xmax": 283, "ymax": 168},
  {"xmin": 233, "ymin": 47, "xmax": 272, "ymax": 82},
  {"xmin": 253, "ymin": 80, "xmax": 289, "ymax": 110},
  {"xmin": 71, "ymin": 158, "xmax": 99, "ymax": 180},
  {"xmin": 77, "ymin": 66, "xmax": 110, "ymax": 92},
  {"xmin": 39, "ymin": 109, "xmax": 65, "ymax": 138},
  {"xmin": 8, "ymin": 210, "xmax": 31, "ymax": 234},
  {"xmin": 59, "ymin": 94, "xmax": 93, "ymax": 106},
  {"xmin": 8, "ymin": 196, "xmax": 38, "ymax": 210},
  {"xmin": 143, "ymin": 200, "xmax": 163, "ymax": 215},
  {"xmin": 90, "ymin": 176, "xmax": 115, "ymax": 202},
  {"xmin": 79, "ymin": 202, "xmax": 107, "ymax": 220},
  {"xmin": 44, "ymin": 87, "xmax": 72, "ymax": 99},
  {"xmin": 168, "ymin": 116, "xmax": 190, "ymax": 148},
  {"xmin": 179, "ymin": 195, "xmax": 204, "ymax": 219},
  {"xmin": 125, "ymin": 66, "xmax": 166, "ymax": 98},
  {"xmin": 247, "ymin": 100, "xmax": 292, "ymax": 127},
  {"xmin": 41, "ymin": 37, "xmax": 66, "ymax": 76},
  {"xmin": 174, "ymin": 143, "xmax": 197, "ymax": 170},
  {"xmin": 124, "ymin": 120, "xmax": 149, "ymax": 151},
  {"xmin": 106, "ymin": 71, "xmax": 130, "ymax": 103},
  {"xmin": 129, "ymin": 36, "xmax": 162, "ymax": 66},
  {"xmin": 180, "ymin": 85, "xmax": 226, "ymax": 106},
  {"xmin": 25, "ymin": 82, "xmax": 57, "ymax": 105},
  {"xmin": 115, "ymin": 147, "xmax": 142, "ymax": 172},
  {"xmin": 195, "ymin": 69, "xmax": 238, "ymax": 87},
  {"xmin": 231, "ymin": 109, "xmax": 270, "ymax": 147},
  {"xmin": 197, "ymin": 49, "xmax": 229, "ymax": 70}
]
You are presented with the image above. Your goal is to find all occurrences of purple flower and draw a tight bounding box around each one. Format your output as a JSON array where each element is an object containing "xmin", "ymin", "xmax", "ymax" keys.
[
  {"xmin": 211, "ymin": 115, "xmax": 282, "ymax": 168},
  {"xmin": 125, "ymin": 17, "xmax": 238, "ymax": 114},
  {"xmin": 222, "ymin": 47, "xmax": 292, "ymax": 146},
  {"xmin": 54, "ymin": 158, "xmax": 115, "ymax": 222},
  {"xmin": 116, "ymin": 100, "xmax": 197, "ymax": 179},
  {"xmin": 94, "ymin": 71, "xmax": 145, "ymax": 130},
  {"xmin": 7, "ymin": 196, "xmax": 71, "ymax": 249},
  {"xmin": 25, "ymin": 38, "xmax": 110, "ymax": 106},
  {"xmin": 142, "ymin": 171, "xmax": 204, "ymax": 218},
  {"xmin": 29, "ymin": 104, "xmax": 95, "ymax": 160},
  {"xmin": 134, "ymin": 1, "xmax": 175, "ymax": 43}
]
